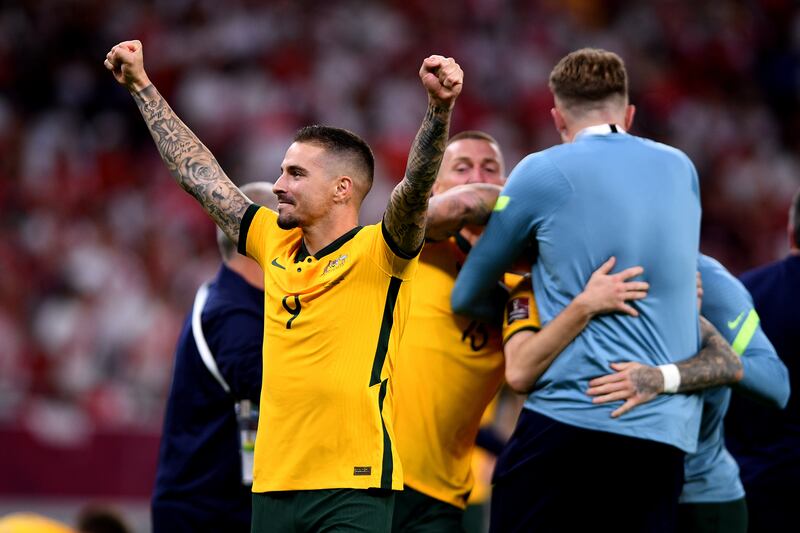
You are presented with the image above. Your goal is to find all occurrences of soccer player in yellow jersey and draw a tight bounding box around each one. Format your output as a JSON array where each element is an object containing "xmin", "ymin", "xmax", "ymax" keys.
[
  {"xmin": 391, "ymin": 131, "xmax": 508, "ymax": 532},
  {"xmin": 105, "ymin": 40, "xmax": 463, "ymax": 532},
  {"xmin": 392, "ymin": 131, "xmax": 653, "ymax": 532}
]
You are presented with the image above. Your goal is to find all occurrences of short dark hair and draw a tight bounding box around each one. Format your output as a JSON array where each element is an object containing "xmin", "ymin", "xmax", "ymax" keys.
[
  {"xmin": 792, "ymin": 188, "xmax": 800, "ymax": 247},
  {"xmin": 447, "ymin": 130, "xmax": 500, "ymax": 147},
  {"xmin": 549, "ymin": 48, "xmax": 628, "ymax": 109},
  {"xmin": 293, "ymin": 125, "xmax": 375, "ymax": 185}
]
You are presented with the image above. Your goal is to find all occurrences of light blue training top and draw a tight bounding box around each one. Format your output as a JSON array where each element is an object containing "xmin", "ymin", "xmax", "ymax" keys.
[
  {"xmin": 681, "ymin": 254, "xmax": 790, "ymax": 503},
  {"xmin": 452, "ymin": 124, "xmax": 703, "ymax": 452}
]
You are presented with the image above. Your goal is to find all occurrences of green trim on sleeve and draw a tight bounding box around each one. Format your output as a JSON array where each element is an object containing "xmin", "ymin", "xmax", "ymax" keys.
[
  {"xmin": 237, "ymin": 204, "xmax": 261, "ymax": 257},
  {"xmin": 493, "ymin": 195, "xmax": 510, "ymax": 212},
  {"xmin": 731, "ymin": 309, "xmax": 759, "ymax": 356}
]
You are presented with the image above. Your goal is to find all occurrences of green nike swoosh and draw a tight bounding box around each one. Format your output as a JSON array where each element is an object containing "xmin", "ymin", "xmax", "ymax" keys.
[
  {"xmin": 728, "ymin": 311, "xmax": 745, "ymax": 330},
  {"xmin": 271, "ymin": 258, "xmax": 286, "ymax": 270}
]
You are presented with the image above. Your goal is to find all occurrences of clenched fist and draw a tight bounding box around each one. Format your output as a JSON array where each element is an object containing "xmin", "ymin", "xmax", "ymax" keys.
[
  {"xmin": 104, "ymin": 40, "xmax": 150, "ymax": 92},
  {"xmin": 419, "ymin": 55, "xmax": 463, "ymax": 109}
]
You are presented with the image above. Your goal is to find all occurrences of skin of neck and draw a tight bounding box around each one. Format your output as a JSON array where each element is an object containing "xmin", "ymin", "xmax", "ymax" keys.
[
  {"xmin": 301, "ymin": 201, "xmax": 360, "ymax": 256},
  {"xmin": 552, "ymin": 97, "xmax": 634, "ymax": 143}
]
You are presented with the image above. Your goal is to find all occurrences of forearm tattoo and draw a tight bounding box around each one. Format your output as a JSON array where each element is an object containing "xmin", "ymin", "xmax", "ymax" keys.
[
  {"xmin": 132, "ymin": 84, "xmax": 250, "ymax": 244},
  {"xmin": 676, "ymin": 316, "xmax": 743, "ymax": 392},
  {"xmin": 630, "ymin": 366, "xmax": 664, "ymax": 396},
  {"xmin": 385, "ymin": 104, "xmax": 451, "ymax": 254}
]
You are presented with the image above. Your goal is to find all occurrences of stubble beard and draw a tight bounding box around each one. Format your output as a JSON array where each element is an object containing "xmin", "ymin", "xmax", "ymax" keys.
[{"xmin": 277, "ymin": 212, "xmax": 300, "ymax": 230}]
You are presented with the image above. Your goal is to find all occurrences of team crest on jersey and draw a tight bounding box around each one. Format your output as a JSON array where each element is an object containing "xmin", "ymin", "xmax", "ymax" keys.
[
  {"xmin": 323, "ymin": 254, "xmax": 348, "ymax": 275},
  {"xmin": 506, "ymin": 296, "xmax": 530, "ymax": 325}
]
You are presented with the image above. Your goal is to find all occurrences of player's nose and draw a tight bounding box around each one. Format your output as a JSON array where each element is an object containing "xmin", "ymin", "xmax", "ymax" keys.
[{"xmin": 273, "ymin": 174, "xmax": 287, "ymax": 194}]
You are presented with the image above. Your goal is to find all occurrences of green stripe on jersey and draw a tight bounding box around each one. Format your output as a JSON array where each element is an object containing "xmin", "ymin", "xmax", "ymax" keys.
[
  {"xmin": 493, "ymin": 195, "xmax": 510, "ymax": 211},
  {"xmin": 731, "ymin": 309, "xmax": 759, "ymax": 356}
]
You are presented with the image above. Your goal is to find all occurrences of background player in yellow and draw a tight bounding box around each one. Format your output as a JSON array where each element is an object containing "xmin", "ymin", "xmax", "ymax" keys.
[
  {"xmin": 391, "ymin": 132, "xmax": 652, "ymax": 532},
  {"xmin": 391, "ymin": 131, "xmax": 507, "ymax": 532},
  {"xmin": 105, "ymin": 40, "xmax": 463, "ymax": 532}
]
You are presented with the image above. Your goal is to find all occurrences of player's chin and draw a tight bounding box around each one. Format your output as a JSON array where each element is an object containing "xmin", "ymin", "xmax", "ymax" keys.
[{"xmin": 277, "ymin": 213, "xmax": 300, "ymax": 230}]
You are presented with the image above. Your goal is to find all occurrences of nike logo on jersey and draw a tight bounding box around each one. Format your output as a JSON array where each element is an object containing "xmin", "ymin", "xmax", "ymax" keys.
[
  {"xmin": 728, "ymin": 311, "xmax": 745, "ymax": 330},
  {"xmin": 271, "ymin": 258, "xmax": 286, "ymax": 270}
]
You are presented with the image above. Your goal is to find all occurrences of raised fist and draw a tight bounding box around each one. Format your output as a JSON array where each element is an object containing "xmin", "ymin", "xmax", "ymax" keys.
[
  {"xmin": 419, "ymin": 55, "xmax": 463, "ymax": 108},
  {"xmin": 104, "ymin": 40, "xmax": 150, "ymax": 92}
]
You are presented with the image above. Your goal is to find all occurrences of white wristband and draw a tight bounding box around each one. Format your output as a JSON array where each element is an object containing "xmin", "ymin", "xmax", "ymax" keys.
[{"xmin": 658, "ymin": 364, "xmax": 681, "ymax": 394}]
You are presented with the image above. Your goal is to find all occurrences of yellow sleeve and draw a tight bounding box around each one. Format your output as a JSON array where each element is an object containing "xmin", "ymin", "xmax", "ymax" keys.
[
  {"xmin": 237, "ymin": 204, "xmax": 278, "ymax": 267},
  {"xmin": 502, "ymin": 276, "xmax": 541, "ymax": 345},
  {"xmin": 366, "ymin": 221, "xmax": 419, "ymax": 281}
]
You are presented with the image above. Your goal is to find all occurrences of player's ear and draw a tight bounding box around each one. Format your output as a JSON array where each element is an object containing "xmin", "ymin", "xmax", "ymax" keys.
[
  {"xmin": 551, "ymin": 107, "xmax": 568, "ymax": 142},
  {"xmin": 624, "ymin": 104, "xmax": 636, "ymax": 131},
  {"xmin": 333, "ymin": 175, "xmax": 353, "ymax": 204}
]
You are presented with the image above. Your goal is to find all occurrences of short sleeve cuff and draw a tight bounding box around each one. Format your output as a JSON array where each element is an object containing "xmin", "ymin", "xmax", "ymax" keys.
[
  {"xmin": 381, "ymin": 217, "xmax": 423, "ymax": 259},
  {"xmin": 237, "ymin": 204, "xmax": 262, "ymax": 257}
]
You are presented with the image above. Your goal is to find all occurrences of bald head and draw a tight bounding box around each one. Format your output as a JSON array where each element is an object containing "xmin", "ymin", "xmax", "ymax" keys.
[{"xmin": 218, "ymin": 182, "xmax": 278, "ymax": 261}]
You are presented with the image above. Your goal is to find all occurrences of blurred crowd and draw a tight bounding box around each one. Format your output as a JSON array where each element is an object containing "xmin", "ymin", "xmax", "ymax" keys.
[{"xmin": 1, "ymin": 0, "xmax": 798, "ymax": 436}]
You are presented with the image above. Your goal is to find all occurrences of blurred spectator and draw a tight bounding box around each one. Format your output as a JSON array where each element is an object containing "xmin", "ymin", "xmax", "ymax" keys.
[
  {"xmin": 75, "ymin": 505, "xmax": 131, "ymax": 533},
  {"xmin": 0, "ymin": 506, "xmax": 131, "ymax": 533}
]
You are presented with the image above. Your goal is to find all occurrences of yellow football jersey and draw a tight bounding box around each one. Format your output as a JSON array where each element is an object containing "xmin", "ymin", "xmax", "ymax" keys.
[
  {"xmin": 467, "ymin": 395, "xmax": 500, "ymax": 505},
  {"xmin": 393, "ymin": 236, "xmax": 508, "ymax": 509},
  {"xmin": 239, "ymin": 205, "xmax": 418, "ymax": 492}
]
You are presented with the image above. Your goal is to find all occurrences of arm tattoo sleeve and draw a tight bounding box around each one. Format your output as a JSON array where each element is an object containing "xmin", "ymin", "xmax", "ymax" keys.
[
  {"xmin": 384, "ymin": 103, "xmax": 451, "ymax": 255},
  {"xmin": 132, "ymin": 84, "xmax": 251, "ymax": 245},
  {"xmin": 676, "ymin": 316, "xmax": 744, "ymax": 392}
]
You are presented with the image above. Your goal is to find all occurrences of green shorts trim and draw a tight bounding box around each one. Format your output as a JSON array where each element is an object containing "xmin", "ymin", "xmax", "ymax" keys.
[
  {"xmin": 252, "ymin": 488, "xmax": 394, "ymax": 533},
  {"xmin": 392, "ymin": 485, "xmax": 464, "ymax": 533}
]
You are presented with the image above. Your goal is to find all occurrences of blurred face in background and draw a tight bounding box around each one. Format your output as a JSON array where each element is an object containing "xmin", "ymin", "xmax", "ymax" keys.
[{"xmin": 433, "ymin": 138, "xmax": 505, "ymax": 194}]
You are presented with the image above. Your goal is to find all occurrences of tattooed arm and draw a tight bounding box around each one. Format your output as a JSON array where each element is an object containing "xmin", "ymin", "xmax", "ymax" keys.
[
  {"xmin": 587, "ymin": 316, "xmax": 744, "ymax": 417},
  {"xmin": 104, "ymin": 40, "xmax": 251, "ymax": 244},
  {"xmin": 425, "ymin": 183, "xmax": 501, "ymax": 241},
  {"xmin": 383, "ymin": 56, "xmax": 463, "ymax": 256},
  {"xmin": 677, "ymin": 317, "xmax": 745, "ymax": 390}
]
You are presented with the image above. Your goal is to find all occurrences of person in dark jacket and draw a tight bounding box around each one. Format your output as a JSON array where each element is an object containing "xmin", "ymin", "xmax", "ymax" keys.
[
  {"xmin": 726, "ymin": 187, "xmax": 800, "ymax": 533},
  {"xmin": 151, "ymin": 182, "xmax": 276, "ymax": 533}
]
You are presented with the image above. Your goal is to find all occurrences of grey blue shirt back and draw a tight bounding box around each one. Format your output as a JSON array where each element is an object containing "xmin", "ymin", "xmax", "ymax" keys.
[{"xmin": 452, "ymin": 125, "xmax": 703, "ymax": 452}]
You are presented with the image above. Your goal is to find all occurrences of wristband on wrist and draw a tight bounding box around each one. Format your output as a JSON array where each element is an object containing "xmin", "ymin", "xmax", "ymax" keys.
[{"xmin": 658, "ymin": 364, "xmax": 681, "ymax": 394}]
